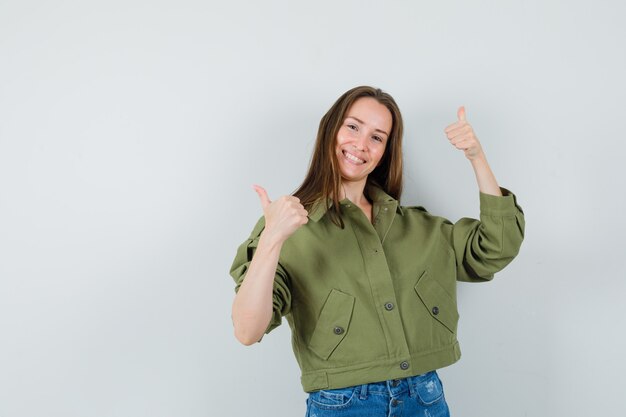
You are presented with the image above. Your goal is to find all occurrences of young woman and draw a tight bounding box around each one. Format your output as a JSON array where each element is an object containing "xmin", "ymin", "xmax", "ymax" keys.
[{"xmin": 229, "ymin": 86, "xmax": 525, "ymax": 416}]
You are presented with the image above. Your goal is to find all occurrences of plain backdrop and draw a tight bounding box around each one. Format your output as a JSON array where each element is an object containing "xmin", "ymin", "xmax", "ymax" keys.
[{"xmin": 1, "ymin": 1, "xmax": 625, "ymax": 416}]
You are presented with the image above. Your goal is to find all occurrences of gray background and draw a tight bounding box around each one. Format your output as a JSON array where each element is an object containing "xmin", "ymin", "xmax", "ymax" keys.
[{"xmin": 0, "ymin": 0, "xmax": 624, "ymax": 416}]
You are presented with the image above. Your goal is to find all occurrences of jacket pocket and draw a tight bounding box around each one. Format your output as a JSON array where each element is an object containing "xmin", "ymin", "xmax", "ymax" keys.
[
  {"xmin": 414, "ymin": 270, "xmax": 459, "ymax": 334},
  {"xmin": 308, "ymin": 289, "xmax": 356, "ymax": 360}
]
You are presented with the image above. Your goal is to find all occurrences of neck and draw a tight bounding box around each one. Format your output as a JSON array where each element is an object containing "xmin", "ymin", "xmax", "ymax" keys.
[{"xmin": 339, "ymin": 179, "xmax": 369, "ymax": 205}]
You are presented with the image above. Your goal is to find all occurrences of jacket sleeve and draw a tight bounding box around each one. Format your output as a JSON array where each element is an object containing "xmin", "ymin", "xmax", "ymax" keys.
[
  {"xmin": 444, "ymin": 186, "xmax": 525, "ymax": 282},
  {"xmin": 229, "ymin": 216, "xmax": 292, "ymax": 341}
]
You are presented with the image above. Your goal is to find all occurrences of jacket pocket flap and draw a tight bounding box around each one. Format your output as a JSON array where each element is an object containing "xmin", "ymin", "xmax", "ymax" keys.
[
  {"xmin": 308, "ymin": 289, "xmax": 355, "ymax": 360},
  {"xmin": 414, "ymin": 270, "xmax": 459, "ymax": 333}
]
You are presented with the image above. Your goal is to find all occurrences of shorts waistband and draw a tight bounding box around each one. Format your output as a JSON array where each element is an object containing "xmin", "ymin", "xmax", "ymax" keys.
[{"xmin": 357, "ymin": 370, "xmax": 438, "ymax": 400}]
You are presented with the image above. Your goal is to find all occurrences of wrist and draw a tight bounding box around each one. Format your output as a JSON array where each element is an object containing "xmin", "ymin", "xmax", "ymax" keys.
[
  {"xmin": 259, "ymin": 229, "xmax": 285, "ymax": 251},
  {"xmin": 469, "ymin": 151, "xmax": 487, "ymax": 165}
]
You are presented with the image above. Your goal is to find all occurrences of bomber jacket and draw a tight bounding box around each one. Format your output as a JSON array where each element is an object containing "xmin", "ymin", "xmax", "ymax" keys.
[{"xmin": 229, "ymin": 183, "xmax": 525, "ymax": 392}]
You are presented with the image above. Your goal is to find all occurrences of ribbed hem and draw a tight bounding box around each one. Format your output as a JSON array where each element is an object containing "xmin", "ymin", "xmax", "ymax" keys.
[{"xmin": 300, "ymin": 342, "xmax": 462, "ymax": 392}]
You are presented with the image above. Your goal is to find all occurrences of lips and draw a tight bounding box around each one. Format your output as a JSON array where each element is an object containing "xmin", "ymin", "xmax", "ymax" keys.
[{"xmin": 342, "ymin": 150, "xmax": 366, "ymax": 164}]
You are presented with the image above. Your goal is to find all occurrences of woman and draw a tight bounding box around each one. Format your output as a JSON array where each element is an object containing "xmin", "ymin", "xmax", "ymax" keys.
[{"xmin": 229, "ymin": 86, "xmax": 525, "ymax": 416}]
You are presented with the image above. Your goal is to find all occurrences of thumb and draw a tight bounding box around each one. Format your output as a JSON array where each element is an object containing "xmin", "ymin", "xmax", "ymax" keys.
[
  {"xmin": 252, "ymin": 184, "xmax": 271, "ymax": 209},
  {"xmin": 457, "ymin": 106, "xmax": 466, "ymax": 122}
]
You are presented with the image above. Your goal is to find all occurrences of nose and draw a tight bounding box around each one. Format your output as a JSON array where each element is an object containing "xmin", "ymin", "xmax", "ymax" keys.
[{"xmin": 353, "ymin": 132, "xmax": 368, "ymax": 151}]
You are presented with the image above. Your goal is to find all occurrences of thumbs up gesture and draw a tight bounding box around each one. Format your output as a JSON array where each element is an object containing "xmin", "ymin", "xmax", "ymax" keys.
[
  {"xmin": 252, "ymin": 185, "xmax": 309, "ymax": 245},
  {"xmin": 443, "ymin": 106, "xmax": 484, "ymax": 161}
]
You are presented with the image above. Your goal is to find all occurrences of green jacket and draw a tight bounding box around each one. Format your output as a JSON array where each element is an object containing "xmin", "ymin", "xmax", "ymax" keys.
[{"xmin": 229, "ymin": 183, "xmax": 525, "ymax": 392}]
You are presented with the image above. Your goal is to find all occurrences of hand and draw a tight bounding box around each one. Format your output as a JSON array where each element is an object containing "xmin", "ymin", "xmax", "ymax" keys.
[
  {"xmin": 444, "ymin": 106, "xmax": 484, "ymax": 161},
  {"xmin": 253, "ymin": 185, "xmax": 309, "ymax": 244}
]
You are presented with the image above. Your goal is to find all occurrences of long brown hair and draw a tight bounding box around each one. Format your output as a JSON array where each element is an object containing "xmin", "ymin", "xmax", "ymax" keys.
[{"xmin": 293, "ymin": 86, "xmax": 404, "ymax": 228}]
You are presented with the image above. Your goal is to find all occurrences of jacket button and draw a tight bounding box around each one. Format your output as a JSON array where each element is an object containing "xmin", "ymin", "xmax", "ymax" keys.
[
  {"xmin": 333, "ymin": 326, "xmax": 344, "ymax": 335},
  {"xmin": 384, "ymin": 302, "xmax": 394, "ymax": 311},
  {"xmin": 400, "ymin": 361, "xmax": 409, "ymax": 370},
  {"xmin": 432, "ymin": 306, "xmax": 439, "ymax": 315}
]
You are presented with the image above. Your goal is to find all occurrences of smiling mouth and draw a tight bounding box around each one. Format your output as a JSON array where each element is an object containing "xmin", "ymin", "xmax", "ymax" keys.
[{"xmin": 342, "ymin": 150, "xmax": 366, "ymax": 164}]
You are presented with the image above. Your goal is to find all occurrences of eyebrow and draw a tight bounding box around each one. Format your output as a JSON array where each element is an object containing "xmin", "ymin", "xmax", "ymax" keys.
[{"xmin": 346, "ymin": 116, "xmax": 389, "ymax": 137}]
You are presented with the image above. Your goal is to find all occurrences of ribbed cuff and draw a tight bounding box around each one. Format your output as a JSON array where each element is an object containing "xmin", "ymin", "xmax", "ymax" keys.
[{"xmin": 479, "ymin": 186, "xmax": 524, "ymax": 216}]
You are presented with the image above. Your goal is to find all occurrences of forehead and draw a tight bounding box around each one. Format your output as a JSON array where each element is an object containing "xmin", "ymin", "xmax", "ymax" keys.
[{"xmin": 345, "ymin": 97, "xmax": 393, "ymax": 134}]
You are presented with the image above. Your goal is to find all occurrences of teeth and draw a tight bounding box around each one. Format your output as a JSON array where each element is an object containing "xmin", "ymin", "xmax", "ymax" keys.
[{"xmin": 343, "ymin": 151, "xmax": 365, "ymax": 164}]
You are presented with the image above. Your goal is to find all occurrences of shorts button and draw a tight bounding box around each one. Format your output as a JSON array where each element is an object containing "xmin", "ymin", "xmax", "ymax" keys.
[
  {"xmin": 391, "ymin": 379, "xmax": 400, "ymax": 387},
  {"xmin": 400, "ymin": 361, "xmax": 409, "ymax": 370},
  {"xmin": 391, "ymin": 398, "xmax": 399, "ymax": 406}
]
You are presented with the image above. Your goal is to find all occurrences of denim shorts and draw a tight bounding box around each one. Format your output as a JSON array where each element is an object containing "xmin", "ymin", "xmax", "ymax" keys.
[{"xmin": 304, "ymin": 370, "xmax": 450, "ymax": 417}]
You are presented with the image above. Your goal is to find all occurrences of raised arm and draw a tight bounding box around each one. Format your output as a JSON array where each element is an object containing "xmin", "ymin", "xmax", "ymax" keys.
[
  {"xmin": 230, "ymin": 185, "xmax": 308, "ymax": 345},
  {"xmin": 443, "ymin": 106, "xmax": 525, "ymax": 281}
]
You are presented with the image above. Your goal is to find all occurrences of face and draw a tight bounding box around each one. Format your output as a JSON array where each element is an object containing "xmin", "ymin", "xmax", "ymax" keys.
[{"xmin": 335, "ymin": 97, "xmax": 393, "ymax": 186}]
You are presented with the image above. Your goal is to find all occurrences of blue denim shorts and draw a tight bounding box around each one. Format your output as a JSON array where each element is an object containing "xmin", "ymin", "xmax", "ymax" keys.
[{"xmin": 305, "ymin": 370, "xmax": 450, "ymax": 417}]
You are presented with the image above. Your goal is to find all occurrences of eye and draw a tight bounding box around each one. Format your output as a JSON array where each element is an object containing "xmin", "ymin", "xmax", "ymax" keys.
[
  {"xmin": 372, "ymin": 135, "xmax": 383, "ymax": 142},
  {"xmin": 347, "ymin": 124, "xmax": 358, "ymax": 131}
]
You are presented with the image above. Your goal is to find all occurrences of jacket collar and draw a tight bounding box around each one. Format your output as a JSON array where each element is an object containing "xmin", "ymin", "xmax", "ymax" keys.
[{"xmin": 307, "ymin": 182, "xmax": 403, "ymax": 222}]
